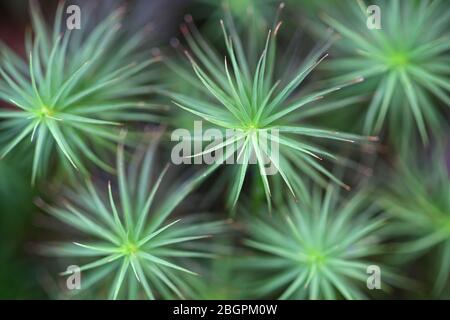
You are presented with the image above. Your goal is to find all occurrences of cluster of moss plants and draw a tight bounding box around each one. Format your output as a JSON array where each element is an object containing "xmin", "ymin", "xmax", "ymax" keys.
[{"xmin": 0, "ymin": 0, "xmax": 448, "ymax": 299}]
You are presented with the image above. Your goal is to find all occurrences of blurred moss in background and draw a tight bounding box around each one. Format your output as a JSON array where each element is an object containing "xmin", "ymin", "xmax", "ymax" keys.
[{"xmin": 0, "ymin": 156, "xmax": 43, "ymax": 298}]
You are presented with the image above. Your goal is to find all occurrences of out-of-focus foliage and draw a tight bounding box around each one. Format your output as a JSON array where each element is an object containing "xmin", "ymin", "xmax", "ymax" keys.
[
  {"xmin": 379, "ymin": 145, "xmax": 450, "ymax": 295},
  {"xmin": 242, "ymin": 185, "xmax": 403, "ymax": 299},
  {"xmin": 321, "ymin": 0, "xmax": 450, "ymax": 149},
  {"xmin": 0, "ymin": 156, "xmax": 44, "ymax": 298},
  {"xmin": 0, "ymin": 2, "xmax": 163, "ymax": 183}
]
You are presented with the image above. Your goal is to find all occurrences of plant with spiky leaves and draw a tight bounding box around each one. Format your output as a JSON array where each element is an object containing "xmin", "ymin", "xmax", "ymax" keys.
[
  {"xmin": 169, "ymin": 12, "xmax": 372, "ymax": 210},
  {"xmin": 321, "ymin": 0, "xmax": 450, "ymax": 147},
  {"xmin": 39, "ymin": 138, "xmax": 223, "ymax": 300},
  {"xmin": 243, "ymin": 186, "xmax": 398, "ymax": 299},
  {"xmin": 0, "ymin": 2, "xmax": 162, "ymax": 183},
  {"xmin": 378, "ymin": 146, "xmax": 450, "ymax": 295}
]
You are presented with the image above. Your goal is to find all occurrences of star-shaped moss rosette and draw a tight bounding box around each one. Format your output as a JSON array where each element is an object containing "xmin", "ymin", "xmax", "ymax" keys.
[
  {"xmin": 38, "ymin": 138, "xmax": 224, "ymax": 300},
  {"xmin": 378, "ymin": 146, "xmax": 450, "ymax": 295},
  {"xmin": 321, "ymin": 0, "xmax": 450, "ymax": 148},
  {"xmin": 0, "ymin": 2, "xmax": 163, "ymax": 183},
  {"xmin": 168, "ymin": 12, "xmax": 374, "ymax": 210},
  {"xmin": 242, "ymin": 186, "xmax": 403, "ymax": 299}
]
